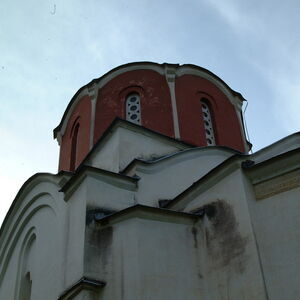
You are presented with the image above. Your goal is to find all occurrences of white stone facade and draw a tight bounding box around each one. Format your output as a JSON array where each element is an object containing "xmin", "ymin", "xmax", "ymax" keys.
[{"xmin": 1, "ymin": 118, "xmax": 300, "ymax": 299}]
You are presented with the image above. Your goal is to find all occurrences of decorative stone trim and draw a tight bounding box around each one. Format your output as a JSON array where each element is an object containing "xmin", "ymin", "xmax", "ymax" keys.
[
  {"xmin": 254, "ymin": 169, "xmax": 300, "ymax": 200},
  {"xmin": 88, "ymin": 83, "xmax": 98, "ymax": 150},
  {"xmin": 164, "ymin": 64, "xmax": 180, "ymax": 139}
]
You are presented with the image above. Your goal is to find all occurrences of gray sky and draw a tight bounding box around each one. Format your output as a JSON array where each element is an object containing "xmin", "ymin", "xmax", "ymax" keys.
[{"xmin": 1, "ymin": 0, "xmax": 300, "ymax": 226}]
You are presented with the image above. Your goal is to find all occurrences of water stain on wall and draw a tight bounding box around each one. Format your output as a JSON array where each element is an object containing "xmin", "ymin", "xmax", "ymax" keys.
[{"xmin": 204, "ymin": 200, "xmax": 248, "ymax": 273}]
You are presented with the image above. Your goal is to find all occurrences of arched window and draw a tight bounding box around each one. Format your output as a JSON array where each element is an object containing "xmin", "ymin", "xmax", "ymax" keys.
[
  {"xmin": 15, "ymin": 230, "xmax": 36, "ymax": 300},
  {"xmin": 70, "ymin": 123, "xmax": 80, "ymax": 171},
  {"xmin": 126, "ymin": 93, "xmax": 141, "ymax": 125},
  {"xmin": 201, "ymin": 99, "xmax": 216, "ymax": 146},
  {"xmin": 21, "ymin": 272, "xmax": 32, "ymax": 300}
]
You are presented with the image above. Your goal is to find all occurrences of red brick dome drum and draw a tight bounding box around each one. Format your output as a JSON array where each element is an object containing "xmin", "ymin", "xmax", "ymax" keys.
[{"xmin": 54, "ymin": 62, "xmax": 249, "ymax": 172}]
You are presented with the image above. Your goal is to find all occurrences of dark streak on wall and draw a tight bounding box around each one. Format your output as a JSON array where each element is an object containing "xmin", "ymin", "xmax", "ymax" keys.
[{"xmin": 204, "ymin": 200, "xmax": 248, "ymax": 273}]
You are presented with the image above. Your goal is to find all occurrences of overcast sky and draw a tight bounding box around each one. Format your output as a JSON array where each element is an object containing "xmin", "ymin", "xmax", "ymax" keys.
[{"xmin": 1, "ymin": 0, "xmax": 300, "ymax": 226}]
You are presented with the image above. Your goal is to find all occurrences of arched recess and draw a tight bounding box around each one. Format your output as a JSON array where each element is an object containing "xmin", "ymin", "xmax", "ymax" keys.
[
  {"xmin": 0, "ymin": 175, "xmax": 63, "ymax": 286},
  {"xmin": 70, "ymin": 120, "xmax": 80, "ymax": 171},
  {"xmin": 14, "ymin": 227, "xmax": 36, "ymax": 300},
  {"xmin": 58, "ymin": 94, "xmax": 91, "ymax": 171},
  {"xmin": 53, "ymin": 62, "xmax": 165, "ymax": 139},
  {"xmin": 176, "ymin": 74, "xmax": 245, "ymax": 151},
  {"xmin": 94, "ymin": 69, "xmax": 174, "ymax": 143},
  {"xmin": 0, "ymin": 200, "xmax": 61, "ymax": 299}
]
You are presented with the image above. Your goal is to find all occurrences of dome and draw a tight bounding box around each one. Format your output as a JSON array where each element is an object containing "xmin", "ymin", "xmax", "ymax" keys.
[{"xmin": 54, "ymin": 62, "xmax": 249, "ymax": 172}]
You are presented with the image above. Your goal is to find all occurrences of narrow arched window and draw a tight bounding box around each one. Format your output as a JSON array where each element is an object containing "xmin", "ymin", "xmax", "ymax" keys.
[
  {"xmin": 126, "ymin": 93, "xmax": 141, "ymax": 125},
  {"xmin": 201, "ymin": 99, "xmax": 216, "ymax": 146},
  {"xmin": 15, "ymin": 231, "xmax": 36, "ymax": 300},
  {"xmin": 21, "ymin": 272, "xmax": 32, "ymax": 300},
  {"xmin": 70, "ymin": 123, "xmax": 80, "ymax": 171}
]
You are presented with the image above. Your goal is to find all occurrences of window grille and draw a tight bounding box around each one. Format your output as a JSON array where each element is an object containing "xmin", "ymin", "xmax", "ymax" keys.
[
  {"xmin": 126, "ymin": 93, "xmax": 141, "ymax": 125},
  {"xmin": 201, "ymin": 101, "xmax": 216, "ymax": 146}
]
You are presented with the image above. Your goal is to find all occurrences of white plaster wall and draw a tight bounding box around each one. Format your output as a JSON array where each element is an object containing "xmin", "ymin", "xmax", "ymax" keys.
[
  {"xmin": 118, "ymin": 127, "xmax": 184, "ymax": 170},
  {"xmin": 88, "ymin": 130, "xmax": 120, "ymax": 173},
  {"xmin": 246, "ymin": 183, "xmax": 300, "ymax": 300},
  {"xmin": 135, "ymin": 148, "xmax": 234, "ymax": 206},
  {"xmin": 179, "ymin": 170, "xmax": 267, "ymax": 300},
  {"xmin": 66, "ymin": 174, "xmax": 136, "ymax": 212},
  {"xmin": 84, "ymin": 175, "xmax": 136, "ymax": 210},
  {"xmin": 63, "ymin": 173, "xmax": 137, "ymax": 290},
  {"xmin": 133, "ymin": 218, "xmax": 202, "ymax": 299},
  {"xmin": 88, "ymin": 127, "xmax": 186, "ymax": 173},
  {"xmin": 64, "ymin": 183, "xmax": 86, "ymax": 289},
  {"xmin": 6, "ymin": 129, "xmax": 300, "ymax": 299},
  {"xmin": 0, "ymin": 179, "xmax": 67, "ymax": 300},
  {"xmin": 88, "ymin": 217, "xmax": 203, "ymax": 300}
]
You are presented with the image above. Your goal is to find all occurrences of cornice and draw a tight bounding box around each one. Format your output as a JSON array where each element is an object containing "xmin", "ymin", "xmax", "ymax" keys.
[
  {"xmin": 121, "ymin": 145, "xmax": 240, "ymax": 175},
  {"xmin": 61, "ymin": 165, "xmax": 139, "ymax": 201},
  {"xmin": 165, "ymin": 154, "xmax": 248, "ymax": 210},
  {"xmin": 58, "ymin": 277, "xmax": 105, "ymax": 299},
  {"xmin": 95, "ymin": 204, "xmax": 200, "ymax": 227}
]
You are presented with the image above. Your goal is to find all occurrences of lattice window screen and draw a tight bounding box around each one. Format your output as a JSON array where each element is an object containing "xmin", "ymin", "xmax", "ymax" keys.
[
  {"xmin": 201, "ymin": 101, "xmax": 216, "ymax": 146},
  {"xmin": 126, "ymin": 94, "xmax": 141, "ymax": 125}
]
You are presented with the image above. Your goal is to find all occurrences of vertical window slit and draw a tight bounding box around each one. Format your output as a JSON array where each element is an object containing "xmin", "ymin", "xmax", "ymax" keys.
[
  {"xmin": 126, "ymin": 93, "xmax": 141, "ymax": 125},
  {"xmin": 201, "ymin": 100, "xmax": 216, "ymax": 146},
  {"xmin": 70, "ymin": 123, "xmax": 80, "ymax": 171}
]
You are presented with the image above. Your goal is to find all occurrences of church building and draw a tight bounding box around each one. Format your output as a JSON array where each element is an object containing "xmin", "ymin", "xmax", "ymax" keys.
[{"xmin": 1, "ymin": 62, "xmax": 300, "ymax": 299}]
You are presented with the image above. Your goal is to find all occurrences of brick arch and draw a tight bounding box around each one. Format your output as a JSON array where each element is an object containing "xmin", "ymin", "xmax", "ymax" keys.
[
  {"xmin": 198, "ymin": 91, "xmax": 218, "ymax": 111},
  {"xmin": 58, "ymin": 95, "xmax": 91, "ymax": 171},
  {"xmin": 175, "ymin": 74, "xmax": 245, "ymax": 152},
  {"xmin": 93, "ymin": 69, "xmax": 174, "ymax": 143},
  {"xmin": 69, "ymin": 116, "xmax": 81, "ymax": 137}
]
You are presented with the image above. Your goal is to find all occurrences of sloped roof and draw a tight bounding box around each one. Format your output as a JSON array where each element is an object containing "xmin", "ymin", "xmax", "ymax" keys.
[
  {"xmin": 121, "ymin": 145, "xmax": 241, "ymax": 175},
  {"xmin": 164, "ymin": 133, "xmax": 300, "ymax": 210},
  {"xmin": 75, "ymin": 118, "xmax": 195, "ymax": 171}
]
